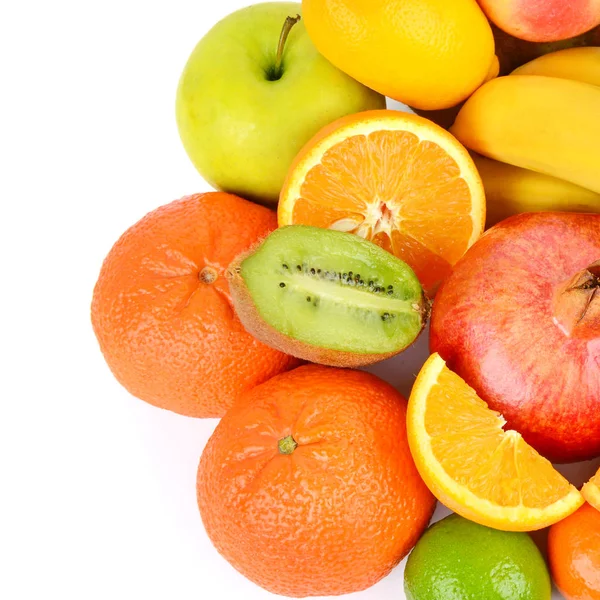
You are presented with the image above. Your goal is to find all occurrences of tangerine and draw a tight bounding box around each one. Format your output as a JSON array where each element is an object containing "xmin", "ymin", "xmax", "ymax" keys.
[
  {"xmin": 548, "ymin": 503, "xmax": 600, "ymax": 600},
  {"xmin": 91, "ymin": 192, "xmax": 298, "ymax": 418},
  {"xmin": 197, "ymin": 364, "xmax": 435, "ymax": 596}
]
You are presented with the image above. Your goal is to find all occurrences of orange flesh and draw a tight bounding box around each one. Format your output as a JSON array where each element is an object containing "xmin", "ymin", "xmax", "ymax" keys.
[
  {"xmin": 290, "ymin": 131, "xmax": 476, "ymax": 292},
  {"xmin": 583, "ymin": 469, "xmax": 600, "ymax": 510},
  {"xmin": 426, "ymin": 366, "xmax": 574, "ymax": 509}
]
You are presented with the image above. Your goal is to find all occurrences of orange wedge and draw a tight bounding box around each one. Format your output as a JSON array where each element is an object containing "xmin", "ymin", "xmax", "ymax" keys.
[
  {"xmin": 582, "ymin": 468, "xmax": 600, "ymax": 511},
  {"xmin": 278, "ymin": 110, "xmax": 486, "ymax": 295},
  {"xmin": 407, "ymin": 353, "xmax": 584, "ymax": 531}
]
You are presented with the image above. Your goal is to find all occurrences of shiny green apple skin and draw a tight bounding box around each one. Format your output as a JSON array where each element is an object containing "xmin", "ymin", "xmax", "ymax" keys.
[{"xmin": 176, "ymin": 2, "xmax": 385, "ymax": 205}]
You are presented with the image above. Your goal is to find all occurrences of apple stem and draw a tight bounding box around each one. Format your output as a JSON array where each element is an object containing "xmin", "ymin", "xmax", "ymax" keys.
[{"xmin": 272, "ymin": 14, "xmax": 301, "ymax": 81}]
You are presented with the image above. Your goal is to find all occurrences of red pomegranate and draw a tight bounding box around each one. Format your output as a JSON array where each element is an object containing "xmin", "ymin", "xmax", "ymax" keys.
[{"xmin": 430, "ymin": 212, "xmax": 600, "ymax": 463}]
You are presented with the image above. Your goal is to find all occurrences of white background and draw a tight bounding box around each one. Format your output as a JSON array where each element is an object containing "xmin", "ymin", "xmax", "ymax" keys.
[{"xmin": 2, "ymin": 1, "xmax": 599, "ymax": 599}]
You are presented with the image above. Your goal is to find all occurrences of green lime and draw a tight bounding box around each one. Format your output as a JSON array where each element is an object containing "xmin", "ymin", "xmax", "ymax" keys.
[{"xmin": 404, "ymin": 514, "xmax": 551, "ymax": 600}]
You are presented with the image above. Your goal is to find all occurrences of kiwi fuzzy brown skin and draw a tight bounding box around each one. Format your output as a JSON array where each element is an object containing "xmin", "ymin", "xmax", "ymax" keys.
[{"xmin": 226, "ymin": 245, "xmax": 430, "ymax": 368}]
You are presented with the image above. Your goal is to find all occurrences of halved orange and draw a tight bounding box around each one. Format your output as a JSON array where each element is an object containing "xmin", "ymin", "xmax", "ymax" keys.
[
  {"xmin": 407, "ymin": 353, "xmax": 584, "ymax": 531},
  {"xmin": 278, "ymin": 110, "xmax": 486, "ymax": 295},
  {"xmin": 583, "ymin": 468, "xmax": 600, "ymax": 511}
]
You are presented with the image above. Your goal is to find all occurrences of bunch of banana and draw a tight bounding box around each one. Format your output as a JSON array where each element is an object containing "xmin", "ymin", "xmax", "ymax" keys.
[{"xmin": 450, "ymin": 47, "xmax": 600, "ymax": 227}]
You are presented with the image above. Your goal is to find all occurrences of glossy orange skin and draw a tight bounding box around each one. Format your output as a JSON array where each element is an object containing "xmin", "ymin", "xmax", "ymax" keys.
[
  {"xmin": 430, "ymin": 212, "xmax": 600, "ymax": 463},
  {"xmin": 91, "ymin": 193, "xmax": 298, "ymax": 418},
  {"xmin": 197, "ymin": 365, "xmax": 436, "ymax": 597},
  {"xmin": 549, "ymin": 503, "xmax": 600, "ymax": 600}
]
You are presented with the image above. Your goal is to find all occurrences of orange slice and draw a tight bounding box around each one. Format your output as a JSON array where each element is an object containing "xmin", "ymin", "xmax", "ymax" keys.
[
  {"xmin": 582, "ymin": 468, "xmax": 600, "ymax": 511},
  {"xmin": 278, "ymin": 110, "xmax": 486, "ymax": 295},
  {"xmin": 407, "ymin": 353, "xmax": 584, "ymax": 531}
]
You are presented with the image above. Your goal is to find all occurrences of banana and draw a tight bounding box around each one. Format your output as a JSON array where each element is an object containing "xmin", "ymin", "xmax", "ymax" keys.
[
  {"xmin": 511, "ymin": 47, "xmax": 600, "ymax": 87},
  {"xmin": 471, "ymin": 153, "xmax": 600, "ymax": 227},
  {"xmin": 456, "ymin": 53, "xmax": 600, "ymax": 225},
  {"xmin": 450, "ymin": 75, "xmax": 600, "ymax": 194}
]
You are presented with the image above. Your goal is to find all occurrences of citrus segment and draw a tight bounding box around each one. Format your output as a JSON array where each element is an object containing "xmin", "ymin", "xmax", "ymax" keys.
[
  {"xmin": 278, "ymin": 111, "xmax": 485, "ymax": 294},
  {"xmin": 407, "ymin": 353, "xmax": 584, "ymax": 531},
  {"xmin": 583, "ymin": 468, "xmax": 600, "ymax": 511}
]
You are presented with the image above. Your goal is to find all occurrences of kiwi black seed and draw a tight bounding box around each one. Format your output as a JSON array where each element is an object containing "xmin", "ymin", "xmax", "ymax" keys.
[{"xmin": 227, "ymin": 225, "xmax": 428, "ymax": 368}]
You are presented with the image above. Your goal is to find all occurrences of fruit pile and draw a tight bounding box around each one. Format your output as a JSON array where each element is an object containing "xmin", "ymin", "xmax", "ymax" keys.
[{"xmin": 92, "ymin": 2, "xmax": 600, "ymax": 599}]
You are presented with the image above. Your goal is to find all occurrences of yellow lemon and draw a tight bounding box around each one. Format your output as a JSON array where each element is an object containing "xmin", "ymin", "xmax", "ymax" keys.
[{"xmin": 302, "ymin": 0, "xmax": 496, "ymax": 110}]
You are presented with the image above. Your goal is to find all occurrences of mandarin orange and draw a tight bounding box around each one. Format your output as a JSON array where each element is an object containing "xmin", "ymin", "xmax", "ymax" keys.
[
  {"xmin": 548, "ymin": 503, "xmax": 600, "ymax": 600},
  {"xmin": 197, "ymin": 364, "xmax": 436, "ymax": 596},
  {"xmin": 91, "ymin": 192, "xmax": 299, "ymax": 418}
]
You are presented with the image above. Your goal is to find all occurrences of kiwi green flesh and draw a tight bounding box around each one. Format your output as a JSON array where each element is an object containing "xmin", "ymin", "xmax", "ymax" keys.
[{"xmin": 238, "ymin": 226, "xmax": 426, "ymax": 355}]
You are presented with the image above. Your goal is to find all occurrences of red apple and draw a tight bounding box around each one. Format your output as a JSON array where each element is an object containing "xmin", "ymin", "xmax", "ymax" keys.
[
  {"xmin": 477, "ymin": 0, "xmax": 600, "ymax": 43},
  {"xmin": 493, "ymin": 22, "xmax": 600, "ymax": 74},
  {"xmin": 430, "ymin": 212, "xmax": 600, "ymax": 463}
]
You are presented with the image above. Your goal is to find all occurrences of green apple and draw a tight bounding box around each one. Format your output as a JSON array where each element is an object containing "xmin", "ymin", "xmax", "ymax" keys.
[{"xmin": 176, "ymin": 2, "xmax": 385, "ymax": 205}]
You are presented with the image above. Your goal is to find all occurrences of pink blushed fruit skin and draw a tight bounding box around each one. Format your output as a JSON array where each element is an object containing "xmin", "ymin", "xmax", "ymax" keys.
[
  {"xmin": 430, "ymin": 212, "xmax": 600, "ymax": 464},
  {"xmin": 477, "ymin": 0, "xmax": 600, "ymax": 42}
]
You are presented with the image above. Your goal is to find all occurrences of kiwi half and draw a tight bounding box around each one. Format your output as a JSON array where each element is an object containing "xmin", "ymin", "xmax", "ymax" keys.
[{"xmin": 228, "ymin": 225, "xmax": 428, "ymax": 367}]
